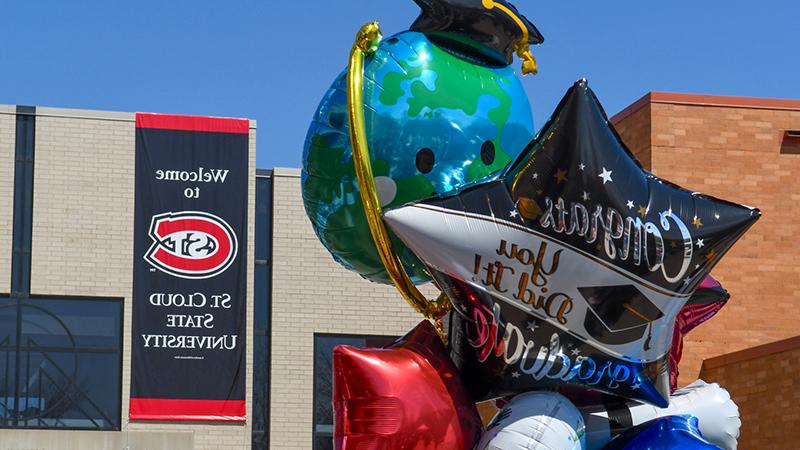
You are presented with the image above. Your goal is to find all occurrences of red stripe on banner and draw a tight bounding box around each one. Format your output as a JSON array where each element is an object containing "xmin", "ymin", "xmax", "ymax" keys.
[
  {"xmin": 136, "ymin": 113, "xmax": 249, "ymax": 134},
  {"xmin": 129, "ymin": 398, "xmax": 246, "ymax": 422}
]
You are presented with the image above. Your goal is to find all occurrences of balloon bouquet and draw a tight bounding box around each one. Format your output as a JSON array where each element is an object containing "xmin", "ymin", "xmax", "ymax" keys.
[{"xmin": 302, "ymin": 1, "xmax": 760, "ymax": 449}]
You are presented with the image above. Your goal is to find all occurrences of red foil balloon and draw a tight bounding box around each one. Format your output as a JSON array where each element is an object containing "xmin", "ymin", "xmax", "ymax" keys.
[
  {"xmin": 669, "ymin": 275, "xmax": 730, "ymax": 391},
  {"xmin": 333, "ymin": 321, "xmax": 482, "ymax": 450}
]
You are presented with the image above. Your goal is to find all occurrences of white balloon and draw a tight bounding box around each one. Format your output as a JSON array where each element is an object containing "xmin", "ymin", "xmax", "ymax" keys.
[
  {"xmin": 477, "ymin": 391, "xmax": 585, "ymax": 450},
  {"xmin": 581, "ymin": 379, "xmax": 740, "ymax": 450}
]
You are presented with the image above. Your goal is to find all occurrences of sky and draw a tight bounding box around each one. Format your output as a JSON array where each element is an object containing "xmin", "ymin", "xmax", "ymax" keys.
[{"xmin": 1, "ymin": 1, "xmax": 797, "ymax": 169}]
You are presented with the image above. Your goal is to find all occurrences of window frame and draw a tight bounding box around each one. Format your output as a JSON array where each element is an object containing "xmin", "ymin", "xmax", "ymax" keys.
[
  {"xmin": 252, "ymin": 171, "xmax": 273, "ymax": 450},
  {"xmin": 781, "ymin": 130, "xmax": 800, "ymax": 155},
  {"xmin": 0, "ymin": 294, "xmax": 124, "ymax": 431}
]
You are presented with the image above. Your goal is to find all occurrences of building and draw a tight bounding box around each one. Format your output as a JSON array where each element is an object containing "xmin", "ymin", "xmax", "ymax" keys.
[
  {"xmin": 0, "ymin": 92, "xmax": 798, "ymax": 449},
  {"xmin": 612, "ymin": 93, "xmax": 800, "ymax": 448},
  {"xmin": 0, "ymin": 105, "xmax": 430, "ymax": 450}
]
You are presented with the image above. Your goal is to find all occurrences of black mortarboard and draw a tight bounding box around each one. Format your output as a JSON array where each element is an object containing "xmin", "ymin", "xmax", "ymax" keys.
[
  {"xmin": 410, "ymin": 0, "xmax": 544, "ymax": 68},
  {"xmin": 578, "ymin": 285, "xmax": 665, "ymax": 349}
]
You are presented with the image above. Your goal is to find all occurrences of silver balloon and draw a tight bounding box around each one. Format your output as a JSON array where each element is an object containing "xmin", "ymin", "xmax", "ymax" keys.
[
  {"xmin": 580, "ymin": 379, "xmax": 740, "ymax": 450},
  {"xmin": 478, "ymin": 391, "xmax": 586, "ymax": 450}
]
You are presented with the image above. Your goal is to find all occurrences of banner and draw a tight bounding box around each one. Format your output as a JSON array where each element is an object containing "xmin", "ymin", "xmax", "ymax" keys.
[{"xmin": 130, "ymin": 113, "xmax": 249, "ymax": 421}]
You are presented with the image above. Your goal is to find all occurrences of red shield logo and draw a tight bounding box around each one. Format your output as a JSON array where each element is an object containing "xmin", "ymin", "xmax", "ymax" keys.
[{"xmin": 145, "ymin": 211, "xmax": 238, "ymax": 279}]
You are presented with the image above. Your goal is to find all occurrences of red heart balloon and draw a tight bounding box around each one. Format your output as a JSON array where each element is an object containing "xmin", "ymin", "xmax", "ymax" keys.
[{"xmin": 333, "ymin": 321, "xmax": 482, "ymax": 450}]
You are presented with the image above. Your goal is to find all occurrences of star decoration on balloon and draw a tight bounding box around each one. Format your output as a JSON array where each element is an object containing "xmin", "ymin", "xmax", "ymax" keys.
[{"xmin": 384, "ymin": 79, "xmax": 759, "ymax": 407}]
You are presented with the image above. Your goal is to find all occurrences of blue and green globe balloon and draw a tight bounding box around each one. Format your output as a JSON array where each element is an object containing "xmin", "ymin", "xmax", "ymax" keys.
[{"xmin": 302, "ymin": 31, "xmax": 535, "ymax": 284}]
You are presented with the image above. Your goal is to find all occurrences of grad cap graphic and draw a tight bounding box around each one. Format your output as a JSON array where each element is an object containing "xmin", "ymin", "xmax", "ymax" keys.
[
  {"xmin": 410, "ymin": 0, "xmax": 544, "ymax": 66},
  {"xmin": 578, "ymin": 285, "xmax": 665, "ymax": 349}
]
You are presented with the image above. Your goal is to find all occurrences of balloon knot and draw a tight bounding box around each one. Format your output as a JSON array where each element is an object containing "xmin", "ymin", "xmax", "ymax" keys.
[{"xmin": 355, "ymin": 21, "xmax": 382, "ymax": 55}]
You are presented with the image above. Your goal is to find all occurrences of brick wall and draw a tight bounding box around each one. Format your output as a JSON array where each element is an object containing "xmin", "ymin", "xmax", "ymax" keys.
[
  {"xmin": 612, "ymin": 102, "xmax": 651, "ymax": 166},
  {"xmin": 0, "ymin": 106, "xmax": 256, "ymax": 450},
  {"xmin": 700, "ymin": 336, "xmax": 800, "ymax": 450},
  {"xmin": 269, "ymin": 168, "xmax": 439, "ymax": 449},
  {"xmin": 31, "ymin": 109, "xmax": 136, "ymax": 297},
  {"xmin": 0, "ymin": 106, "xmax": 14, "ymax": 294},
  {"xmin": 614, "ymin": 95, "xmax": 800, "ymax": 388}
]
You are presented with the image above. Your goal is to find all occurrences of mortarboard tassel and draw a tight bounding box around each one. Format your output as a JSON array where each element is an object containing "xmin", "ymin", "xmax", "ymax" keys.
[
  {"xmin": 644, "ymin": 322, "xmax": 653, "ymax": 351},
  {"xmin": 482, "ymin": 0, "xmax": 539, "ymax": 76},
  {"xmin": 516, "ymin": 45, "xmax": 538, "ymax": 76},
  {"xmin": 624, "ymin": 302, "xmax": 655, "ymax": 351}
]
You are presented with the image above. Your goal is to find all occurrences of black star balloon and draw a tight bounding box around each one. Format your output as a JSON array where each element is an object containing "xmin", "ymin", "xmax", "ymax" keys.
[{"xmin": 383, "ymin": 80, "xmax": 760, "ymax": 407}]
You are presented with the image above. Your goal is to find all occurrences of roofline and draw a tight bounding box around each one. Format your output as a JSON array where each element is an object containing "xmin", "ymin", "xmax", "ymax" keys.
[
  {"xmin": 611, "ymin": 92, "xmax": 800, "ymax": 125},
  {"xmin": 0, "ymin": 103, "xmax": 256, "ymax": 128},
  {"xmin": 702, "ymin": 335, "xmax": 800, "ymax": 371}
]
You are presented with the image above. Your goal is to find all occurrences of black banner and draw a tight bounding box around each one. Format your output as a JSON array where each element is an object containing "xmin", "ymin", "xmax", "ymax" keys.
[{"xmin": 130, "ymin": 113, "xmax": 248, "ymax": 421}]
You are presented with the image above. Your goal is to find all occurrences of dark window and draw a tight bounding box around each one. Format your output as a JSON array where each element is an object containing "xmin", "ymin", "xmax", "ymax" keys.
[
  {"xmin": 312, "ymin": 334, "xmax": 398, "ymax": 450},
  {"xmin": 781, "ymin": 130, "xmax": 800, "ymax": 155},
  {"xmin": 252, "ymin": 171, "xmax": 273, "ymax": 450},
  {"xmin": 0, "ymin": 296, "xmax": 122, "ymax": 430},
  {"xmin": 11, "ymin": 107, "xmax": 35, "ymax": 296}
]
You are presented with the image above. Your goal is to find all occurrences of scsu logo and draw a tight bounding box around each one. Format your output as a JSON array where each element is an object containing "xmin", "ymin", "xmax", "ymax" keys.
[{"xmin": 145, "ymin": 211, "xmax": 238, "ymax": 279}]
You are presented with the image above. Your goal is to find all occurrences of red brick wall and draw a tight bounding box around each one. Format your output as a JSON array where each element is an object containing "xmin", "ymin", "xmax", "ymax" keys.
[
  {"xmin": 613, "ymin": 103, "xmax": 652, "ymax": 167},
  {"xmin": 615, "ymin": 97, "xmax": 800, "ymax": 388},
  {"xmin": 699, "ymin": 337, "xmax": 800, "ymax": 450}
]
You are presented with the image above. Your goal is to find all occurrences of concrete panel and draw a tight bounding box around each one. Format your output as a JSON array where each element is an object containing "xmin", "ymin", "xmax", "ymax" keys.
[
  {"xmin": 0, "ymin": 108, "xmax": 15, "ymax": 293},
  {"xmin": 0, "ymin": 429, "xmax": 194, "ymax": 450}
]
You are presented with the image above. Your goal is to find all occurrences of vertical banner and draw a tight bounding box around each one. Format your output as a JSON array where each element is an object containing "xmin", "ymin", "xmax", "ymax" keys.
[{"xmin": 130, "ymin": 113, "xmax": 249, "ymax": 421}]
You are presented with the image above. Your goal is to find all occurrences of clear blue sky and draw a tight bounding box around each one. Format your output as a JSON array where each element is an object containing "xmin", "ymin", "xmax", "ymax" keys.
[{"xmin": 1, "ymin": 1, "xmax": 796, "ymax": 169}]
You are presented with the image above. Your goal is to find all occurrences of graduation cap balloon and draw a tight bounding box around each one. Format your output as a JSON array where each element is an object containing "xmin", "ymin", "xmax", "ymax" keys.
[
  {"xmin": 411, "ymin": 0, "xmax": 544, "ymax": 72},
  {"xmin": 384, "ymin": 80, "xmax": 760, "ymax": 407}
]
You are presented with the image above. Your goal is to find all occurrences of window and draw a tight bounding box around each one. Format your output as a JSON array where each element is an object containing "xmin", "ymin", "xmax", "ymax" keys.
[
  {"xmin": 312, "ymin": 334, "xmax": 398, "ymax": 450},
  {"xmin": 252, "ymin": 171, "xmax": 273, "ymax": 450},
  {"xmin": 781, "ymin": 130, "xmax": 800, "ymax": 155},
  {"xmin": 0, "ymin": 296, "xmax": 122, "ymax": 430}
]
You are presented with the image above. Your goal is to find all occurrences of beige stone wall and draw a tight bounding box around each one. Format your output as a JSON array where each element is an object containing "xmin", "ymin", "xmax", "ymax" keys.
[
  {"xmin": 0, "ymin": 106, "xmax": 255, "ymax": 450},
  {"xmin": 31, "ymin": 108, "xmax": 136, "ymax": 297},
  {"xmin": 269, "ymin": 168, "xmax": 438, "ymax": 449},
  {"xmin": 0, "ymin": 106, "xmax": 15, "ymax": 294}
]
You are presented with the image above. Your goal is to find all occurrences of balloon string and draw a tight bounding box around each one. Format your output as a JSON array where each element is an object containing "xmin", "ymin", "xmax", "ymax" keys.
[
  {"xmin": 347, "ymin": 22, "xmax": 452, "ymax": 335},
  {"xmin": 482, "ymin": 0, "xmax": 538, "ymax": 75}
]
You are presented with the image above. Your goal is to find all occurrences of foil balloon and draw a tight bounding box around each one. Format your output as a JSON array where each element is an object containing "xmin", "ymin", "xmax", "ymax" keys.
[
  {"xmin": 410, "ymin": 0, "xmax": 543, "ymax": 74},
  {"xmin": 384, "ymin": 79, "xmax": 760, "ymax": 406},
  {"xmin": 477, "ymin": 391, "xmax": 586, "ymax": 450},
  {"xmin": 332, "ymin": 320, "xmax": 482, "ymax": 450},
  {"xmin": 601, "ymin": 416, "xmax": 719, "ymax": 450},
  {"xmin": 670, "ymin": 276, "xmax": 729, "ymax": 391},
  {"xmin": 302, "ymin": 0, "xmax": 540, "ymax": 285},
  {"xmin": 570, "ymin": 380, "xmax": 740, "ymax": 450}
]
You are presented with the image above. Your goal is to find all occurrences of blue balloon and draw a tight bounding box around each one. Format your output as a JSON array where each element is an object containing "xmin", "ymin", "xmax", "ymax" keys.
[
  {"xmin": 602, "ymin": 416, "xmax": 720, "ymax": 450},
  {"xmin": 302, "ymin": 31, "xmax": 535, "ymax": 284}
]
